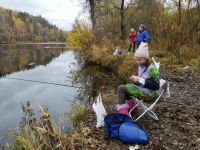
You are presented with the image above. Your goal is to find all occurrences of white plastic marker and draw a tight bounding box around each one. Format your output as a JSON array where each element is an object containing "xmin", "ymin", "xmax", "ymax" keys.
[
  {"xmin": 113, "ymin": 48, "xmax": 119, "ymax": 55},
  {"xmin": 152, "ymin": 57, "xmax": 171, "ymax": 98},
  {"xmin": 92, "ymin": 93, "xmax": 107, "ymax": 128},
  {"xmin": 129, "ymin": 145, "xmax": 139, "ymax": 150},
  {"xmin": 152, "ymin": 57, "xmax": 160, "ymax": 71},
  {"xmin": 165, "ymin": 82, "xmax": 171, "ymax": 98}
]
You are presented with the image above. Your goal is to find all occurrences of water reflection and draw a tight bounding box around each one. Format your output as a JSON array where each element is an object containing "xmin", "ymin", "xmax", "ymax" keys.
[
  {"xmin": 0, "ymin": 46, "xmax": 76, "ymax": 146},
  {"xmin": 69, "ymin": 58, "xmax": 121, "ymax": 103},
  {"xmin": 0, "ymin": 44, "xmax": 66, "ymax": 77}
]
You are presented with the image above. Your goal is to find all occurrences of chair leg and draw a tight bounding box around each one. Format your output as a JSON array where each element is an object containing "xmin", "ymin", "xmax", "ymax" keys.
[
  {"xmin": 134, "ymin": 108, "xmax": 149, "ymax": 121},
  {"xmin": 129, "ymin": 90, "xmax": 165, "ymax": 121},
  {"xmin": 129, "ymin": 99, "xmax": 146, "ymax": 120},
  {"xmin": 129, "ymin": 103, "xmax": 140, "ymax": 118},
  {"xmin": 133, "ymin": 106, "xmax": 159, "ymax": 121},
  {"xmin": 133, "ymin": 108, "xmax": 156, "ymax": 121},
  {"xmin": 147, "ymin": 110, "xmax": 159, "ymax": 121},
  {"xmin": 129, "ymin": 98, "xmax": 159, "ymax": 121}
]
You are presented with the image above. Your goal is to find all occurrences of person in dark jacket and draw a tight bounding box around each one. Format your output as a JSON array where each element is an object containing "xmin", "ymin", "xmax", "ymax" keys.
[
  {"xmin": 116, "ymin": 42, "xmax": 160, "ymax": 115},
  {"xmin": 136, "ymin": 24, "xmax": 150, "ymax": 46}
]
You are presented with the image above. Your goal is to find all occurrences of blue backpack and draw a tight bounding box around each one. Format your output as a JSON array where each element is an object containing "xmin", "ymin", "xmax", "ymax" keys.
[{"xmin": 104, "ymin": 114, "xmax": 148, "ymax": 144}]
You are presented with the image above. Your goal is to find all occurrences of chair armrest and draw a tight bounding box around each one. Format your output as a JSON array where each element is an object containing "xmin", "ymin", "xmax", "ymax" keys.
[{"xmin": 159, "ymin": 79, "xmax": 167, "ymax": 89}]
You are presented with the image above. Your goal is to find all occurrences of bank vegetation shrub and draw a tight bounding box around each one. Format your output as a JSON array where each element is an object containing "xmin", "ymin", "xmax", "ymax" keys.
[{"xmin": 4, "ymin": 101, "xmax": 93, "ymax": 150}]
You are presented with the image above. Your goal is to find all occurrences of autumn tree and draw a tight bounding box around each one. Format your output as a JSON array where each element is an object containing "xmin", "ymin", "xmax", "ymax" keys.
[{"xmin": 0, "ymin": 7, "xmax": 65, "ymax": 43}]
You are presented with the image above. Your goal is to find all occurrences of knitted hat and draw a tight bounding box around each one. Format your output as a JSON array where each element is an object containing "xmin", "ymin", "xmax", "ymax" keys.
[
  {"xmin": 134, "ymin": 42, "xmax": 149, "ymax": 58},
  {"xmin": 131, "ymin": 28, "xmax": 134, "ymax": 32},
  {"xmin": 139, "ymin": 24, "xmax": 145, "ymax": 29}
]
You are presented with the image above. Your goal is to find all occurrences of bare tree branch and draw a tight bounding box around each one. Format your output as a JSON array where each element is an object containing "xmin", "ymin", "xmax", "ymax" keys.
[{"xmin": 123, "ymin": 0, "xmax": 134, "ymax": 12}]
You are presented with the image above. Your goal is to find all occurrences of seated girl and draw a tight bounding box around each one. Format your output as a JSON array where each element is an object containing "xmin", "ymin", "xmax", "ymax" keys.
[{"xmin": 117, "ymin": 42, "xmax": 160, "ymax": 115}]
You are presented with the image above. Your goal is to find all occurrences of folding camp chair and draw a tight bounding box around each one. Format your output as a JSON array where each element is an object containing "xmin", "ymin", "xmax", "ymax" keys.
[
  {"xmin": 129, "ymin": 57, "xmax": 170, "ymax": 121},
  {"xmin": 129, "ymin": 79, "xmax": 169, "ymax": 121}
]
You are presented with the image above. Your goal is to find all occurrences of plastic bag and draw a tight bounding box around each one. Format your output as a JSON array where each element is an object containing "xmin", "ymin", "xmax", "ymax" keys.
[
  {"xmin": 129, "ymin": 145, "xmax": 139, "ymax": 150},
  {"xmin": 92, "ymin": 94, "xmax": 107, "ymax": 128}
]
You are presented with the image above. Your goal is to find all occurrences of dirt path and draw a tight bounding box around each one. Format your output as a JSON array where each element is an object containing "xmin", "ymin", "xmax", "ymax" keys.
[{"xmin": 83, "ymin": 68, "xmax": 200, "ymax": 150}]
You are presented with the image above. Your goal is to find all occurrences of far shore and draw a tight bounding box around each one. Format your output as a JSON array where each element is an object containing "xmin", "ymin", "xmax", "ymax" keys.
[{"xmin": 0, "ymin": 42, "xmax": 66, "ymax": 45}]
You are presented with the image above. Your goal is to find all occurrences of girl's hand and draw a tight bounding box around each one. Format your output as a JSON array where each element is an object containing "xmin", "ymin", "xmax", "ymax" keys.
[{"xmin": 130, "ymin": 75, "xmax": 140, "ymax": 83}]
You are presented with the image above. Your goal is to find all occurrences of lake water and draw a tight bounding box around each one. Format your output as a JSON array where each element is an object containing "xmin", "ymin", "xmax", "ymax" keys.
[
  {"xmin": 0, "ymin": 44, "xmax": 118, "ymax": 146},
  {"xmin": 0, "ymin": 44, "xmax": 81, "ymax": 145}
]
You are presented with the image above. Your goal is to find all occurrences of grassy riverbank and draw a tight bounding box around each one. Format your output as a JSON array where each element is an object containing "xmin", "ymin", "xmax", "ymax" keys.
[
  {"xmin": 67, "ymin": 21, "xmax": 200, "ymax": 80},
  {"xmin": 3, "ymin": 94, "xmax": 115, "ymax": 150}
]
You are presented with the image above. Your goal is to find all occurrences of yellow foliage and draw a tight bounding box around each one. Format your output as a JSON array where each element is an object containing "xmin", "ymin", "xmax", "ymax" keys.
[
  {"xmin": 14, "ymin": 136, "xmax": 33, "ymax": 150},
  {"xmin": 18, "ymin": 53, "xmax": 29, "ymax": 70},
  {"xmin": 70, "ymin": 104, "xmax": 88, "ymax": 128},
  {"xmin": 87, "ymin": 44, "xmax": 120, "ymax": 69},
  {"xmin": 117, "ymin": 55, "xmax": 136, "ymax": 80},
  {"xmin": 66, "ymin": 20, "xmax": 94, "ymax": 50},
  {"xmin": 0, "ymin": 8, "xmax": 7, "ymax": 13},
  {"xmin": 11, "ymin": 12, "xmax": 26, "ymax": 39},
  {"xmin": 102, "ymin": 93, "xmax": 117, "ymax": 104},
  {"xmin": 34, "ymin": 35, "xmax": 43, "ymax": 42},
  {"xmin": 189, "ymin": 57, "xmax": 200, "ymax": 73}
]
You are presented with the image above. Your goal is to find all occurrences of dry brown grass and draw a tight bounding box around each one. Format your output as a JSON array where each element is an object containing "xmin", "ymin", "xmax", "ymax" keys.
[{"xmin": 5, "ymin": 101, "xmax": 100, "ymax": 150}]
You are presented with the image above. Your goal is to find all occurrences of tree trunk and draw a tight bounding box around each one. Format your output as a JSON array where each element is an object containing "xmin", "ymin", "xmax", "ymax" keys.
[
  {"xmin": 89, "ymin": 0, "xmax": 96, "ymax": 32},
  {"xmin": 120, "ymin": 0, "xmax": 125, "ymax": 40},
  {"xmin": 196, "ymin": 0, "xmax": 200, "ymax": 14},
  {"xmin": 178, "ymin": 0, "xmax": 182, "ymax": 25}
]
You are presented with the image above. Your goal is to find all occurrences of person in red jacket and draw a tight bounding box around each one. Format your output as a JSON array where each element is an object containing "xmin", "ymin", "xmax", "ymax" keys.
[{"xmin": 128, "ymin": 28, "xmax": 137, "ymax": 53}]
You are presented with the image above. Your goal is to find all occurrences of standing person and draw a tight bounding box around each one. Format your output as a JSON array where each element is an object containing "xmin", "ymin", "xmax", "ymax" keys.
[
  {"xmin": 128, "ymin": 28, "xmax": 137, "ymax": 53},
  {"xmin": 136, "ymin": 24, "xmax": 150, "ymax": 46},
  {"xmin": 116, "ymin": 42, "xmax": 160, "ymax": 115}
]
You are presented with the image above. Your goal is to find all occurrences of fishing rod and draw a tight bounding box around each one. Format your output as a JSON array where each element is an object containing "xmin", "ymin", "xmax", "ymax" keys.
[
  {"xmin": 4, "ymin": 77, "xmax": 85, "ymax": 89},
  {"xmin": 3, "ymin": 76, "xmax": 110, "ymax": 93},
  {"xmin": 3, "ymin": 77, "xmax": 184, "ymax": 106}
]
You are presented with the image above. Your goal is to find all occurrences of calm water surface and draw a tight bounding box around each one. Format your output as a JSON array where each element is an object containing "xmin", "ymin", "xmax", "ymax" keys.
[
  {"xmin": 0, "ymin": 44, "xmax": 118, "ymax": 146},
  {"xmin": 0, "ymin": 44, "xmax": 79, "ymax": 145}
]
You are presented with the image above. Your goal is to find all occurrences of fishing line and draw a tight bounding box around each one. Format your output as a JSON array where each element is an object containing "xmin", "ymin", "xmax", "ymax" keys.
[
  {"xmin": 4, "ymin": 76, "xmax": 114, "ymax": 93},
  {"xmin": 4, "ymin": 77, "xmax": 85, "ymax": 89},
  {"xmin": 3, "ymin": 77, "xmax": 184, "ymax": 106},
  {"xmin": 4, "ymin": 76, "xmax": 105, "ymax": 93}
]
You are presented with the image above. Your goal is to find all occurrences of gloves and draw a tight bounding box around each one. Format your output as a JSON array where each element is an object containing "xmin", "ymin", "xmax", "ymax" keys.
[{"xmin": 130, "ymin": 75, "xmax": 140, "ymax": 83}]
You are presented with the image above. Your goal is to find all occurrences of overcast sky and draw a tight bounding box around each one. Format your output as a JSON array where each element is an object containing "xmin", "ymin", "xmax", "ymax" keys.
[{"xmin": 0, "ymin": 0, "xmax": 84, "ymax": 31}]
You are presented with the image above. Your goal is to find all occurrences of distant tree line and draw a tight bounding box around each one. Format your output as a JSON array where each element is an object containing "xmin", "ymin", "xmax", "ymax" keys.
[{"xmin": 0, "ymin": 7, "xmax": 65, "ymax": 43}]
